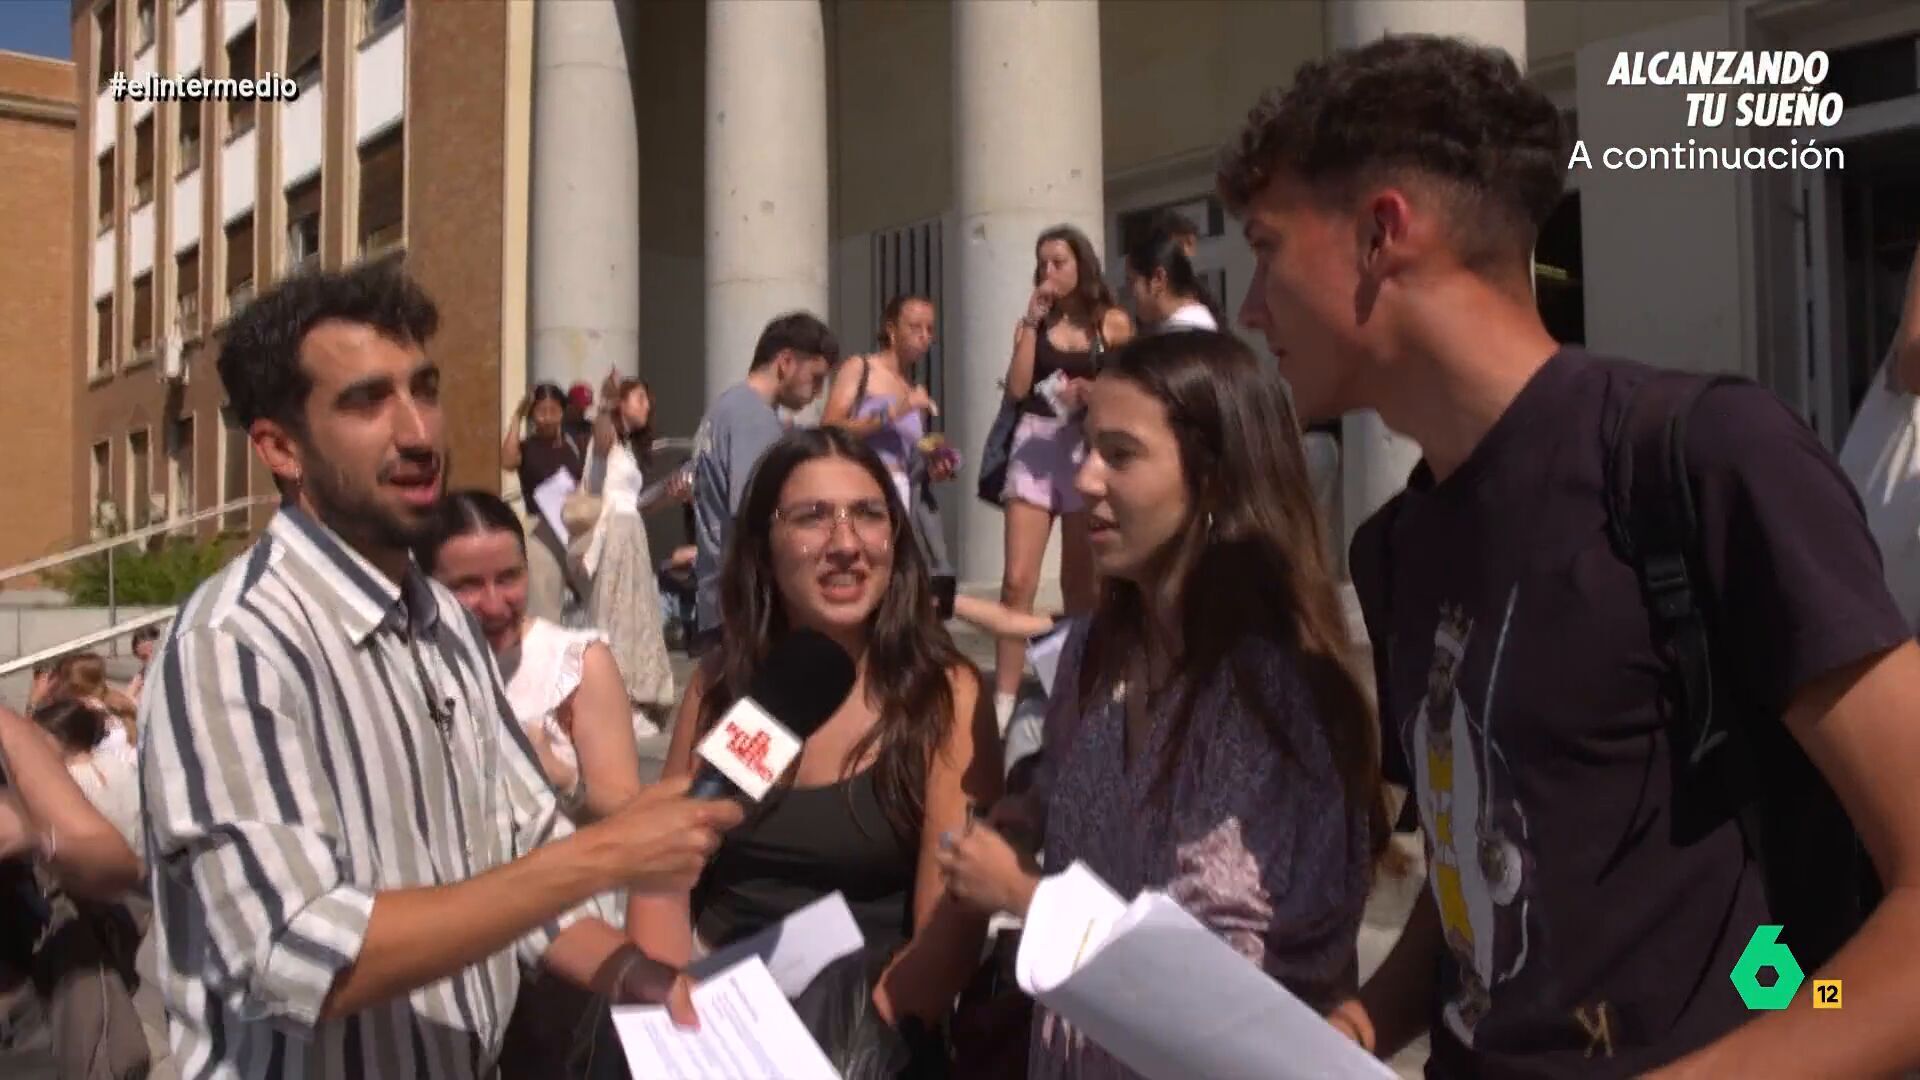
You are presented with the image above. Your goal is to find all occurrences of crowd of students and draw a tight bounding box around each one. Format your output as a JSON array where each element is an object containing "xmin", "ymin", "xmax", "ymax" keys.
[{"xmin": 6, "ymin": 29, "xmax": 1920, "ymax": 1080}]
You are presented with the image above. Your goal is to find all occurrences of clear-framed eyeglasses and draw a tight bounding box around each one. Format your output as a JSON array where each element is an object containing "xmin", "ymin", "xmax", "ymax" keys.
[{"xmin": 773, "ymin": 497, "xmax": 893, "ymax": 546}]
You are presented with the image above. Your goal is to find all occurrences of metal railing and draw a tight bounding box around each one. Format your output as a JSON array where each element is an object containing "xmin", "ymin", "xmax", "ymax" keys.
[
  {"xmin": 0, "ymin": 609, "xmax": 178, "ymax": 681},
  {"xmin": 0, "ymin": 494, "xmax": 275, "ymax": 680},
  {"xmin": 3, "ymin": 435, "xmax": 698, "ymax": 682}
]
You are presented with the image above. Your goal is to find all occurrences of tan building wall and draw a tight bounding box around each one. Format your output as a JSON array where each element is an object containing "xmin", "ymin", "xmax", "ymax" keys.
[
  {"xmin": 0, "ymin": 52, "xmax": 78, "ymax": 581},
  {"xmin": 408, "ymin": 0, "xmax": 514, "ymax": 495}
]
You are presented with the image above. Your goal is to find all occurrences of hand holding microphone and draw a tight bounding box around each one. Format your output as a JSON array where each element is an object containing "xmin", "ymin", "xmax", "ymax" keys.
[
  {"xmin": 597, "ymin": 775, "xmax": 746, "ymax": 896},
  {"xmin": 598, "ymin": 631, "xmax": 856, "ymax": 899}
]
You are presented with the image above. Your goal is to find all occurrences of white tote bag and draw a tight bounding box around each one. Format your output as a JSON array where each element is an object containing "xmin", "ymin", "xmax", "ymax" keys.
[{"xmin": 1838, "ymin": 358, "xmax": 1920, "ymax": 631}]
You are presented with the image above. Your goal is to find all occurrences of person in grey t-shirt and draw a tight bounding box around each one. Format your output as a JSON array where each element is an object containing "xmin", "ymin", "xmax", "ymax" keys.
[{"xmin": 691, "ymin": 311, "xmax": 838, "ymax": 647}]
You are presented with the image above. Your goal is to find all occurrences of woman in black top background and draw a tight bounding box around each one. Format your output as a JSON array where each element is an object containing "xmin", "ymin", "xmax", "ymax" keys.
[
  {"xmin": 631, "ymin": 427, "xmax": 999, "ymax": 1051},
  {"xmin": 502, "ymin": 382, "xmax": 588, "ymax": 621},
  {"xmin": 992, "ymin": 226, "xmax": 1134, "ymax": 734}
]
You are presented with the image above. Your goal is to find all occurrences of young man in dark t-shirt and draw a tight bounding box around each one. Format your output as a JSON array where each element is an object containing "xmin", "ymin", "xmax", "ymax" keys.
[{"xmin": 1217, "ymin": 34, "xmax": 1920, "ymax": 1078}]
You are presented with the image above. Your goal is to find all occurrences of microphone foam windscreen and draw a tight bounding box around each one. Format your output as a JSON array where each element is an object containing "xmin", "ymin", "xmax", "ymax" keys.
[{"xmin": 747, "ymin": 629, "xmax": 858, "ymax": 740}]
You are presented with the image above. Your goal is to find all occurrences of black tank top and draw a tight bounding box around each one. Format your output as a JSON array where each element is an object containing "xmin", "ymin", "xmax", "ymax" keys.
[
  {"xmin": 1023, "ymin": 318, "xmax": 1103, "ymax": 417},
  {"xmin": 693, "ymin": 768, "xmax": 918, "ymax": 954}
]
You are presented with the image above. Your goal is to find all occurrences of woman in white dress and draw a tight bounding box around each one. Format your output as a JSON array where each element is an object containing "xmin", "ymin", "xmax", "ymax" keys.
[
  {"xmin": 419, "ymin": 490, "xmax": 645, "ymax": 1079},
  {"xmin": 584, "ymin": 378, "xmax": 680, "ymax": 733},
  {"xmin": 418, "ymin": 491, "xmax": 646, "ymax": 824}
]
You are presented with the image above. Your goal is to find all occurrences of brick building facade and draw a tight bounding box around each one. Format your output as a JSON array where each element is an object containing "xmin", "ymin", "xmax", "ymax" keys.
[
  {"xmin": 67, "ymin": 0, "xmax": 525, "ymax": 556},
  {"xmin": 0, "ymin": 51, "xmax": 77, "ymax": 580}
]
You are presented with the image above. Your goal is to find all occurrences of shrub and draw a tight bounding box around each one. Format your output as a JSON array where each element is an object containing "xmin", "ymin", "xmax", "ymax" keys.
[{"xmin": 53, "ymin": 534, "xmax": 240, "ymax": 605}]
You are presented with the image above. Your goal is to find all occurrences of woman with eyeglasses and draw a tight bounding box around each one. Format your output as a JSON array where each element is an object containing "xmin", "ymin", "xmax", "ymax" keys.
[
  {"xmin": 936, "ymin": 331, "xmax": 1387, "ymax": 1079},
  {"xmin": 631, "ymin": 426, "xmax": 1000, "ymax": 1069}
]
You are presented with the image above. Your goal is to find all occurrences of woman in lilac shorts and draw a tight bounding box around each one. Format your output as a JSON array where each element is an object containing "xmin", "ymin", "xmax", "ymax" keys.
[{"xmin": 993, "ymin": 225, "xmax": 1134, "ymax": 730}]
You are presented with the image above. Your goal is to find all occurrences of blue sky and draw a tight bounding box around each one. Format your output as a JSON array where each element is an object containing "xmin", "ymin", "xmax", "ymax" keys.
[{"xmin": 0, "ymin": 2, "xmax": 74, "ymax": 61}]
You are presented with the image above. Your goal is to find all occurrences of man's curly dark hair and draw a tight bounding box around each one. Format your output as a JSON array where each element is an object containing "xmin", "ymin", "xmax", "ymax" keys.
[
  {"xmin": 216, "ymin": 259, "xmax": 439, "ymax": 431},
  {"xmin": 1218, "ymin": 34, "xmax": 1566, "ymax": 275}
]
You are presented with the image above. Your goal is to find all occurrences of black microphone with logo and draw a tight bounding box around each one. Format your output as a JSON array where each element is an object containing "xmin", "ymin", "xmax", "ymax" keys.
[{"xmin": 689, "ymin": 629, "xmax": 858, "ymax": 802}]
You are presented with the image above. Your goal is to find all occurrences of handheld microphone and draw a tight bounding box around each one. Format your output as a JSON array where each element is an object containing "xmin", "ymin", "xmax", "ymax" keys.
[{"xmin": 689, "ymin": 630, "xmax": 858, "ymax": 801}]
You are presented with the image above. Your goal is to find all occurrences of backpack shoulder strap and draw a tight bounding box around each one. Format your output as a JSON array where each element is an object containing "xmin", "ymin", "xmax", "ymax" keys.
[{"xmin": 1603, "ymin": 371, "xmax": 1748, "ymax": 772}]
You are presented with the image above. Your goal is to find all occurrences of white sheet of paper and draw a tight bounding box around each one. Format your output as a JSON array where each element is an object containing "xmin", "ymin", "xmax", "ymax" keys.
[
  {"xmin": 531, "ymin": 468, "xmax": 577, "ymax": 546},
  {"xmin": 686, "ymin": 891, "xmax": 865, "ymax": 997},
  {"xmin": 1019, "ymin": 861, "xmax": 1396, "ymax": 1080},
  {"xmin": 610, "ymin": 956, "xmax": 839, "ymax": 1080}
]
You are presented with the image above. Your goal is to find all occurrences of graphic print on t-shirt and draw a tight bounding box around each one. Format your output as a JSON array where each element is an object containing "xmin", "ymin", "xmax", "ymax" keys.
[{"xmin": 1407, "ymin": 592, "xmax": 1532, "ymax": 1047}]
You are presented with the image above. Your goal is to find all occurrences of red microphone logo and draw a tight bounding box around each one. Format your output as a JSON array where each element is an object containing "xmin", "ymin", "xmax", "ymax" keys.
[{"xmin": 723, "ymin": 720, "xmax": 776, "ymax": 784}]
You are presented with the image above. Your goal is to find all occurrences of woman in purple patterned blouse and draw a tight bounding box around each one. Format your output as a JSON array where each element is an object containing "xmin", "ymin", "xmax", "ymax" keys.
[{"xmin": 938, "ymin": 330, "xmax": 1388, "ymax": 1079}]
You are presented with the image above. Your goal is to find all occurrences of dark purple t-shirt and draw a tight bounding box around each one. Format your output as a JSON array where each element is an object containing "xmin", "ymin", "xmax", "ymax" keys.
[{"xmin": 1349, "ymin": 349, "xmax": 1908, "ymax": 1078}]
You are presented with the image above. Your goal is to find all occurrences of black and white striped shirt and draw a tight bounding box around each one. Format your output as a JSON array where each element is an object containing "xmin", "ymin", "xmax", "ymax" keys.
[{"xmin": 140, "ymin": 506, "xmax": 587, "ymax": 1079}]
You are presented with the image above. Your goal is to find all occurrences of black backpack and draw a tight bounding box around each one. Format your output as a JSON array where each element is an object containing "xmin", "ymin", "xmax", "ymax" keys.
[{"xmin": 1603, "ymin": 370, "xmax": 1877, "ymax": 971}]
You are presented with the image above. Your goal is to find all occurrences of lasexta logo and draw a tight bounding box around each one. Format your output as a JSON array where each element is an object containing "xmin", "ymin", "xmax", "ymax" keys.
[{"xmin": 1730, "ymin": 925, "xmax": 1804, "ymax": 1010}]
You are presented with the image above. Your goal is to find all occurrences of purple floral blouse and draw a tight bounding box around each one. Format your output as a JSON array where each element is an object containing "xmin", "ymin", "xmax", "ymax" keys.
[{"xmin": 1028, "ymin": 619, "xmax": 1370, "ymax": 1080}]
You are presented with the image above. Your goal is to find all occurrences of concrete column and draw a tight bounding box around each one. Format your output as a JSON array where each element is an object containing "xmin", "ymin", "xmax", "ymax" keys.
[
  {"xmin": 1328, "ymin": 0, "xmax": 1527, "ymax": 554},
  {"xmin": 529, "ymin": 0, "xmax": 640, "ymax": 389},
  {"xmin": 704, "ymin": 0, "xmax": 829, "ymax": 399},
  {"xmin": 947, "ymin": 0, "xmax": 1105, "ymax": 588}
]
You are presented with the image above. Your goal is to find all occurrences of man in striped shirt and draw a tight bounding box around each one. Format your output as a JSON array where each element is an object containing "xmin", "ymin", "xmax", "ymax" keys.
[{"xmin": 140, "ymin": 263, "xmax": 742, "ymax": 1078}]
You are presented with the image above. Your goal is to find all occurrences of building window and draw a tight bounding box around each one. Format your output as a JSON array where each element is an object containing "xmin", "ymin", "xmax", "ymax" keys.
[
  {"xmin": 176, "ymin": 247, "xmax": 200, "ymax": 340},
  {"xmin": 221, "ymin": 407, "xmax": 250, "ymax": 529},
  {"xmin": 170, "ymin": 415, "xmax": 195, "ymax": 518},
  {"xmin": 177, "ymin": 85, "xmax": 202, "ymax": 176},
  {"xmin": 134, "ymin": 116, "xmax": 155, "ymax": 207},
  {"xmin": 287, "ymin": 0, "xmax": 323, "ymax": 90},
  {"xmin": 95, "ymin": 295, "xmax": 115, "ymax": 373},
  {"xmin": 226, "ymin": 213, "xmax": 254, "ymax": 313},
  {"xmin": 129, "ymin": 429, "xmax": 152, "ymax": 528},
  {"xmin": 136, "ymin": 0, "xmax": 156, "ymax": 53},
  {"xmin": 361, "ymin": 0, "xmax": 404, "ymax": 42},
  {"xmin": 96, "ymin": 150, "xmax": 114, "ymax": 232},
  {"xmin": 91, "ymin": 441, "xmax": 114, "ymax": 536},
  {"xmin": 287, "ymin": 178, "xmax": 321, "ymax": 272},
  {"xmin": 132, "ymin": 273, "xmax": 155, "ymax": 359},
  {"xmin": 96, "ymin": 4, "xmax": 118, "ymax": 91},
  {"xmin": 358, "ymin": 126, "xmax": 404, "ymax": 259},
  {"xmin": 227, "ymin": 28, "xmax": 256, "ymax": 138}
]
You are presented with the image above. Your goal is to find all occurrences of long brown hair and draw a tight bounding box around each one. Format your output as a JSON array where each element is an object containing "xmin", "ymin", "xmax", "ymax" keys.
[
  {"xmin": 1034, "ymin": 224, "xmax": 1116, "ymax": 327},
  {"xmin": 696, "ymin": 427, "xmax": 973, "ymax": 838},
  {"xmin": 1076, "ymin": 331, "xmax": 1388, "ymax": 860},
  {"xmin": 615, "ymin": 377, "xmax": 656, "ymax": 468}
]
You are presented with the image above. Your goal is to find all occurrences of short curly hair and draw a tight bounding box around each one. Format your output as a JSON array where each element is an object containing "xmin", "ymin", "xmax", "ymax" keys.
[
  {"xmin": 1218, "ymin": 34, "xmax": 1565, "ymax": 274},
  {"xmin": 216, "ymin": 259, "xmax": 439, "ymax": 431}
]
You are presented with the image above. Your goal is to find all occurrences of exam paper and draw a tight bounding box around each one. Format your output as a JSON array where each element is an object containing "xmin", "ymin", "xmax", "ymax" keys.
[
  {"xmin": 610, "ymin": 956, "xmax": 839, "ymax": 1080},
  {"xmin": 531, "ymin": 468, "xmax": 576, "ymax": 546},
  {"xmin": 1018, "ymin": 861, "xmax": 1397, "ymax": 1080},
  {"xmin": 687, "ymin": 891, "xmax": 865, "ymax": 997}
]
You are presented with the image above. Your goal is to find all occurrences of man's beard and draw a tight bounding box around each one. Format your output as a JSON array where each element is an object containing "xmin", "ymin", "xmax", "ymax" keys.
[{"xmin": 304, "ymin": 454, "xmax": 441, "ymax": 552}]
